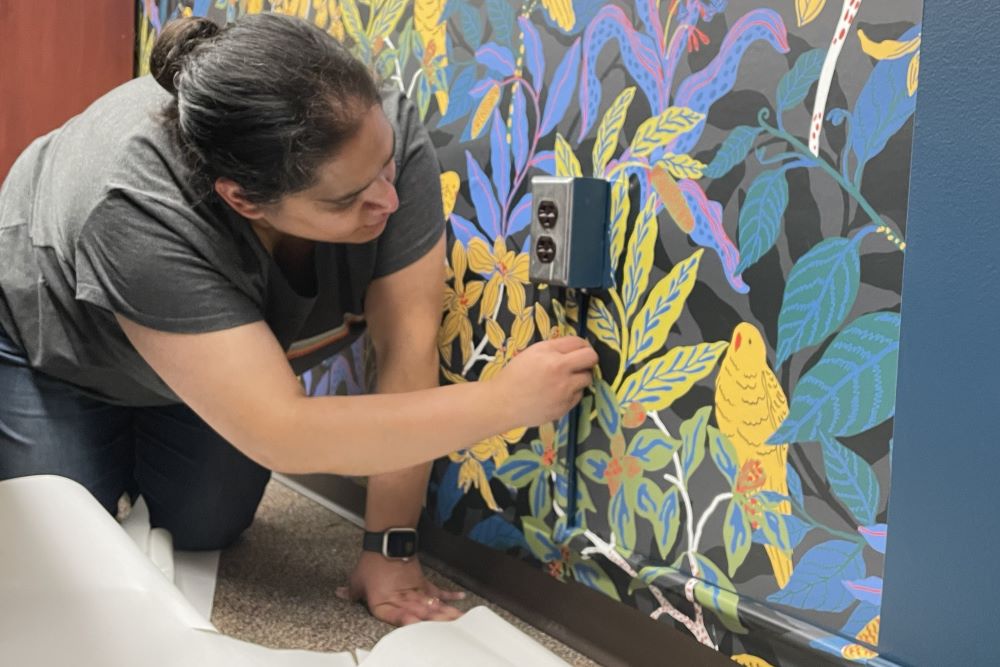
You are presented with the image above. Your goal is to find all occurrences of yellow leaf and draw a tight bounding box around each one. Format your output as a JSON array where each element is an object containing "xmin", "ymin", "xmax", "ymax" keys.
[
  {"xmin": 505, "ymin": 279, "xmax": 527, "ymax": 316},
  {"xmin": 450, "ymin": 239, "xmax": 467, "ymax": 280},
  {"xmin": 467, "ymin": 237, "xmax": 495, "ymax": 275},
  {"xmin": 593, "ymin": 88, "xmax": 636, "ymax": 176},
  {"xmin": 371, "ymin": 0, "xmax": 407, "ymax": 41},
  {"xmin": 857, "ymin": 29, "xmax": 921, "ymax": 61},
  {"xmin": 731, "ymin": 655, "xmax": 776, "ymax": 667},
  {"xmin": 627, "ymin": 250, "xmax": 703, "ymax": 367},
  {"xmin": 339, "ymin": 0, "xmax": 366, "ymax": 45},
  {"xmin": 617, "ymin": 341, "xmax": 729, "ymax": 410},
  {"xmin": 247, "ymin": 0, "xmax": 265, "ymax": 14},
  {"xmin": 841, "ymin": 644, "xmax": 879, "ymax": 661},
  {"xmin": 312, "ymin": 0, "xmax": 329, "ymax": 28},
  {"xmin": 657, "ymin": 153, "xmax": 706, "ymax": 180},
  {"xmin": 463, "ymin": 281, "xmax": 484, "ymax": 310},
  {"xmin": 458, "ymin": 314, "xmax": 474, "ymax": 364},
  {"xmin": 649, "ymin": 166, "xmax": 695, "ymax": 234},
  {"xmin": 471, "ymin": 84, "xmax": 501, "ymax": 139},
  {"xmin": 440, "ymin": 311, "xmax": 463, "ymax": 345},
  {"xmin": 908, "ymin": 52, "xmax": 919, "ymax": 96},
  {"xmin": 631, "ymin": 107, "xmax": 704, "ymax": 158},
  {"xmin": 510, "ymin": 252, "xmax": 530, "ymax": 283},
  {"xmin": 608, "ymin": 177, "xmax": 630, "ymax": 271},
  {"xmin": 440, "ymin": 171, "xmax": 460, "ymax": 219},
  {"xmin": 587, "ymin": 297, "xmax": 621, "ymax": 353},
  {"xmin": 541, "ymin": 0, "xmax": 575, "ymax": 32},
  {"xmin": 479, "ymin": 356, "xmax": 505, "ymax": 381},
  {"xmin": 485, "ymin": 318, "xmax": 506, "ymax": 349},
  {"xmin": 555, "ymin": 133, "xmax": 583, "ymax": 177},
  {"xmin": 534, "ymin": 303, "xmax": 553, "ymax": 340},
  {"xmin": 480, "ymin": 275, "xmax": 502, "ymax": 322},
  {"xmin": 441, "ymin": 366, "xmax": 467, "ymax": 384},
  {"xmin": 795, "ymin": 0, "xmax": 826, "ymax": 27},
  {"xmin": 857, "ymin": 615, "xmax": 880, "ymax": 646},
  {"xmin": 474, "ymin": 461, "xmax": 501, "ymax": 511},
  {"xmin": 511, "ymin": 308, "xmax": 536, "ymax": 351},
  {"xmin": 620, "ymin": 194, "xmax": 659, "ymax": 319}
]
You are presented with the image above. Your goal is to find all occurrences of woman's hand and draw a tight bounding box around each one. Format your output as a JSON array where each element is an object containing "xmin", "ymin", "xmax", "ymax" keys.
[{"xmin": 491, "ymin": 336, "xmax": 598, "ymax": 427}]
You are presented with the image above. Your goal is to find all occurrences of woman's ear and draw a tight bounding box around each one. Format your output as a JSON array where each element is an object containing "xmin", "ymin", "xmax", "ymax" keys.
[{"xmin": 215, "ymin": 178, "xmax": 267, "ymax": 219}]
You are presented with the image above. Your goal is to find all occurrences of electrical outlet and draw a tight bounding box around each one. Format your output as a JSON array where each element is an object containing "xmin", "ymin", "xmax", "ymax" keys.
[{"xmin": 528, "ymin": 176, "xmax": 612, "ymax": 289}]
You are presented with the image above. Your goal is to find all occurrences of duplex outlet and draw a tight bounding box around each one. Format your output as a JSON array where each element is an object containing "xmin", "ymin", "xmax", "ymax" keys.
[{"xmin": 528, "ymin": 176, "xmax": 612, "ymax": 289}]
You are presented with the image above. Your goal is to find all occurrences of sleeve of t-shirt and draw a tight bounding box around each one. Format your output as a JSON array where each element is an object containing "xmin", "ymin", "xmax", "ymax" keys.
[
  {"xmin": 74, "ymin": 189, "xmax": 264, "ymax": 333},
  {"xmin": 371, "ymin": 91, "xmax": 446, "ymax": 279}
]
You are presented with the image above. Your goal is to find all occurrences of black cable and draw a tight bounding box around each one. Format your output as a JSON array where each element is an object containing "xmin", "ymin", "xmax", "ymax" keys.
[{"xmin": 565, "ymin": 288, "xmax": 591, "ymax": 527}]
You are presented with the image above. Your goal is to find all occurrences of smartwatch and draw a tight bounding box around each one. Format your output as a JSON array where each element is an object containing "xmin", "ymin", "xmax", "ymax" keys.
[{"xmin": 362, "ymin": 527, "xmax": 419, "ymax": 561}]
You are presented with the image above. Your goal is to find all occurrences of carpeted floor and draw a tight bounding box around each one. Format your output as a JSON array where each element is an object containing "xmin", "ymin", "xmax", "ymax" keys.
[{"xmin": 211, "ymin": 480, "xmax": 601, "ymax": 666}]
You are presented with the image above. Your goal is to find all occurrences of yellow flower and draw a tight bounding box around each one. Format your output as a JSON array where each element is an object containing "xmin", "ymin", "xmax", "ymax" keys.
[
  {"xmin": 535, "ymin": 302, "xmax": 573, "ymax": 340},
  {"xmin": 467, "ymin": 237, "xmax": 530, "ymax": 320},
  {"xmin": 449, "ymin": 426, "xmax": 528, "ymax": 511},
  {"xmin": 479, "ymin": 308, "xmax": 535, "ymax": 381},
  {"xmin": 440, "ymin": 242, "xmax": 484, "ymax": 365}
]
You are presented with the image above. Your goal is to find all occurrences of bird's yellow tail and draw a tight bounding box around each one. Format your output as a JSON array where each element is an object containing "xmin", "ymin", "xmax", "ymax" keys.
[{"xmin": 766, "ymin": 544, "xmax": 793, "ymax": 589}]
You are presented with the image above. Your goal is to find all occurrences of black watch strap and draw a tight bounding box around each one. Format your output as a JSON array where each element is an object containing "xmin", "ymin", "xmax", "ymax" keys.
[{"xmin": 362, "ymin": 527, "xmax": 419, "ymax": 560}]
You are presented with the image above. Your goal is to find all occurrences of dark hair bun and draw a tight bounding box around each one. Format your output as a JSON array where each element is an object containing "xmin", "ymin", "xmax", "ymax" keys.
[{"xmin": 149, "ymin": 17, "xmax": 220, "ymax": 95}]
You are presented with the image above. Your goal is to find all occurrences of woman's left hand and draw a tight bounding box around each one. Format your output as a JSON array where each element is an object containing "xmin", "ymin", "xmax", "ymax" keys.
[{"xmin": 336, "ymin": 551, "xmax": 466, "ymax": 626}]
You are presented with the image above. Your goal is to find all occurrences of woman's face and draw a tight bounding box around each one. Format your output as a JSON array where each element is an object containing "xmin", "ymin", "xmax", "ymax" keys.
[{"xmin": 255, "ymin": 103, "xmax": 400, "ymax": 245}]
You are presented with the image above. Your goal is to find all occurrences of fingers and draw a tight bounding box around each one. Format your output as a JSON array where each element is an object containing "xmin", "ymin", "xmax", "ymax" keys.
[
  {"xmin": 563, "ymin": 345, "xmax": 599, "ymax": 371},
  {"xmin": 425, "ymin": 582, "xmax": 467, "ymax": 601},
  {"xmin": 542, "ymin": 335, "xmax": 590, "ymax": 353},
  {"xmin": 370, "ymin": 593, "xmax": 464, "ymax": 627}
]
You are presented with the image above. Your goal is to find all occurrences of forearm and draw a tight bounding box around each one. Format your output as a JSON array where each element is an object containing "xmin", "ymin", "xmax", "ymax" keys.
[{"xmin": 271, "ymin": 379, "xmax": 511, "ymax": 477}]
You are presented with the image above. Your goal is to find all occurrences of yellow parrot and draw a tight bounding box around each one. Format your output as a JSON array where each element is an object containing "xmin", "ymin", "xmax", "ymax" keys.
[{"xmin": 714, "ymin": 322, "xmax": 793, "ymax": 589}]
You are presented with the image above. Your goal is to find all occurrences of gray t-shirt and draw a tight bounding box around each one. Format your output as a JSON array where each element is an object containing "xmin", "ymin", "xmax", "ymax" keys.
[{"xmin": 0, "ymin": 76, "xmax": 444, "ymax": 406}]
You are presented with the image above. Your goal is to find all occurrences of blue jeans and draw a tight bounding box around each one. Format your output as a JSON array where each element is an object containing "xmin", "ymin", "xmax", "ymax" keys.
[{"xmin": 0, "ymin": 325, "xmax": 270, "ymax": 550}]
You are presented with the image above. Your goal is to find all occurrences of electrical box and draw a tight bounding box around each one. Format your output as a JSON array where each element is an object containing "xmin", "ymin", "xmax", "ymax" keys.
[{"xmin": 528, "ymin": 176, "xmax": 613, "ymax": 289}]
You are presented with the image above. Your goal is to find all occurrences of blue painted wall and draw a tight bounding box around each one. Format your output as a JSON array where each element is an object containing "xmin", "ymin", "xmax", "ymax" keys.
[{"xmin": 880, "ymin": 0, "xmax": 1000, "ymax": 664}]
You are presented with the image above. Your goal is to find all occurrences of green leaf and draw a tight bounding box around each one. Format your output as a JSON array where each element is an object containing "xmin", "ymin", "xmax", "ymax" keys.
[
  {"xmin": 528, "ymin": 474, "xmax": 552, "ymax": 519},
  {"xmin": 397, "ymin": 17, "xmax": 415, "ymax": 65},
  {"xmin": 340, "ymin": 0, "xmax": 367, "ymax": 47},
  {"xmin": 655, "ymin": 153, "xmax": 706, "ymax": 180},
  {"xmin": 620, "ymin": 194, "xmax": 659, "ymax": 320},
  {"xmin": 593, "ymin": 87, "xmax": 637, "ymax": 176},
  {"xmin": 626, "ymin": 429, "xmax": 681, "ymax": 471},
  {"xmin": 371, "ymin": 0, "xmax": 407, "ymax": 39},
  {"xmin": 680, "ymin": 406, "xmax": 712, "ymax": 482},
  {"xmin": 521, "ymin": 516, "xmax": 560, "ymax": 562},
  {"xmin": 707, "ymin": 426, "xmax": 740, "ymax": 487},
  {"xmin": 776, "ymin": 235, "xmax": 865, "ymax": 366},
  {"xmin": 777, "ymin": 48, "xmax": 827, "ymax": 111},
  {"xmin": 579, "ymin": 450, "xmax": 611, "ymax": 485},
  {"xmin": 629, "ymin": 564, "xmax": 682, "ymax": 595},
  {"xmin": 758, "ymin": 507, "xmax": 793, "ymax": 553},
  {"xmin": 724, "ymin": 499, "xmax": 752, "ymax": 577},
  {"xmin": 595, "ymin": 379, "xmax": 622, "ymax": 438},
  {"xmin": 555, "ymin": 132, "xmax": 583, "ymax": 177},
  {"xmin": 692, "ymin": 554, "xmax": 749, "ymax": 634},
  {"xmin": 735, "ymin": 169, "xmax": 789, "ymax": 275},
  {"xmin": 587, "ymin": 297, "xmax": 621, "ymax": 354},
  {"xmin": 618, "ymin": 343, "xmax": 728, "ymax": 412},
  {"xmin": 576, "ymin": 394, "xmax": 594, "ymax": 443},
  {"xmin": 608, "ymin": 177, "xmax": 630, "ymax": 272},
  {"xmin": 703, "ymin": 126, "xmax": 761, "ymax": 179},
  {"xmin": 769, "ymin": 312, "xmax": 900, "ymax": 443},
  {"xmin": 571, "ymin": 560, "xmax": 622, "ymax": 601},
  {"xmin": 631, "ymin": 107, "xmax": 704, "ymax": 158},
  {"xmin": 634, "ymin": 478, "xmax": 664, "ymax": 521},
  {"xmin": 609, "ymin": 485, "xmax": 636, "ymax": 554},
  {"xmin": 627, "ymin": 250, "xmax": 703, "ymax": 367},
  {"xmin": 655, "ymin": 486, "xmax": 682, "ymax": 560},
  {"xmin": 555, "ymin": 465, "xmax": 597, "ymax": 513},
  {"xmin": 495, "ymin": 450, "xmax": 541, "ymax": 489}
]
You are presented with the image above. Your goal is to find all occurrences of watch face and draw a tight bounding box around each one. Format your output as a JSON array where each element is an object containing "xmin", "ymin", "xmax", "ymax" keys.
[{"xmin": 386, "ymin": 530, "xmax": 417, "ymax": 557}]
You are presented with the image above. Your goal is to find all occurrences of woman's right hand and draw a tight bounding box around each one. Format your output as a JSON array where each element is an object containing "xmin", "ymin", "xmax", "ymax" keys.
[{"xmin": 491, "ymin": 336, "xmax": 599, "ymax": 428}]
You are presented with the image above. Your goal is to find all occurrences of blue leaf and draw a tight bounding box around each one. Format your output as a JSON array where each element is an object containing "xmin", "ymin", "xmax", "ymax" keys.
[
  {"xmin": 530, "ymin": 474, "xmax": 551, "ymax": 517},
  {"xmin": 534, "ymin": 150, "xmax": 556, "ymax": 175},
  {"xmin": 540, "ymin": 38, "xmax": 582, "ymax": 136},
  {"xmin": 508, "ymin": 193, "xmax": 532, "ymax": 236},
  {"xmin": 476, "ymin": 42, "xmax": 516, "ymax": 78},
  {"xmin": 193, "ymin": 0, "xmax": 212, "ymax": 16},
  {"xmin": 850, "ymin": 24, "xmax": 920, "ymax": 182},
  {"xmin": 484, "ymin": 0, "xmax": 515, "ymax": 48},
  {"xmin": 703, "ymin": 126, "xmax": 761, "ymax": 180},
  {"xmin": 735, "ymin": 169, "xmax": 788, "ymax": 274},
  {"xmin": 767, "ymin": 540, "xmax": 865, "ymax": 612},
  {"xmin": 517, "ymin": 17, "xmax": 545, "ymax": 90},
  {"xmin": 819, "ymin": 432, "xmax": 880, "ymax": 525},
  {"xmin": 859, "ymin": 523, "xmax": 887, "ymax": 554},
  {"xmin": 435, "ymin": 462, "xmax": 464, "ymax": 523},
  {"xmin": 843, "ymin": 575, "xmax": 883, "ymax": 607},
  {"xmin": 457, "ymin": 4, "xmax": 483, "ymax": 50},
  {"xmin": 776, "ymin": 48, "xmax": 826, "ymax": 111},
  {"xmin": 465, "ymin": 151, "xmax": 501, "ymax": 240},
  {"xmin": 842, "ymin": 601, "xmax": 880, "ymax": 637},
  {"xmin": 449, "ymin": 213, "xmax": 489, "ymax": 249},
  {"xmin": 521, "ymin": 234, "xmax": 531, "ymax": 254},
  {"xmin": 787, "ymin": 463, "xmax": 804, "ymax": 506},
  {"xmin": 490, "ymin": 111, "xmax": 511, "ymax": 205},
  {"xmin": 776, "ymin": 233, "xmax": 869, "ymax": 365},
  {"xmin": 495, "ymin": 456, "xmax": 540, "ymax": 487},
  {"xmin": 511, "ymin": 86, "xmax": 529, "ymax": 173},
  {"xmin": 769, "ymin": 312, "xmax": 901, "ymax": 443},
  {"xmin": 469, "ymin": 515, "xmax": 529, "ymax": 550},
  {"xmin": 827, "ymin": 108, "xmax": 851, "ymax": 127},
  {"xmin": 438, "ymin": 66, "xmax": 478, "ymax": 128}
]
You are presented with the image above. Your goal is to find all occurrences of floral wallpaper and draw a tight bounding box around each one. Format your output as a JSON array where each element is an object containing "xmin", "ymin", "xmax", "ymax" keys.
[{"xmin": 139, "ymin": 1, "xmax": 922, "ymax": 664}]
